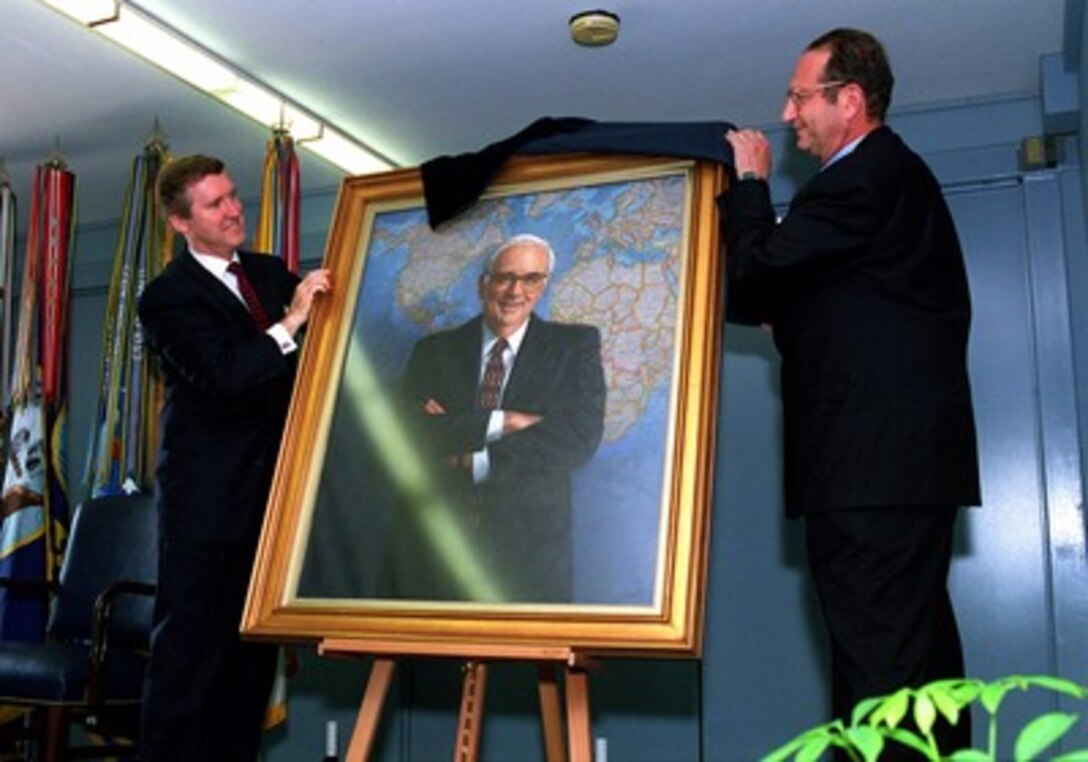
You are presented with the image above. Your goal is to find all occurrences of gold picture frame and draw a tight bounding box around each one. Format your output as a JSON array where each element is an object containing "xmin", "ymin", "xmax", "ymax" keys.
[{"xmin": 243, "ymin": 154, "xmax": 725, "ymax": 656}]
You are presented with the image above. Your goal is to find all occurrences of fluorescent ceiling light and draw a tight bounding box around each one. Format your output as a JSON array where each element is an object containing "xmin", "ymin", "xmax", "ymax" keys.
[
  {"xmin": 40, "ymin": 0, "xmax": 393, "ymax": 175},
  {"xmin": 40, "ymin": 0, "xmax": 116, "ymax": 24},
  {"xmin": 302, "ymin": 128, "xmax": 391, "ymax": 177}
]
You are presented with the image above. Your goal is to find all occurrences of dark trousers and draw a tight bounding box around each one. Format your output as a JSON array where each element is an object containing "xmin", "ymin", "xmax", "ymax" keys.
[
  {"xmin": 805, "ymin": 505, "xmax": 971, "ymax": 758},
  {"xmin": 141, "ymin": 536, "xmax": 278, "ymax": 762}
]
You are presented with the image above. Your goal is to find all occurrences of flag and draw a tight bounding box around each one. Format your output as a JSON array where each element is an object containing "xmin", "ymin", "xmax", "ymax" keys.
[
  {"xmin": 0, "ymin": 166, "xmax": 17, "ymax": 493},
  {"xmin": 0, "ymin": 158, "xmax": 76, "ymax": 641},
  {"xmin": 0, "ymin": 164, "xmax": 16, "ymax": 409},
  {"xmin": 255, "ymin": 129, "xmax": 301, "ymax": 272},
  {"xmin": 255, "ymin": 128, "xmax": 302, "ymax": 729},
  {"xmin": 0, "ymin": 168, "xmax": 27, "ymax": 729},
  {"xmin": 84, "ymin": 134, "xmax": 171, "ymax": 498}
]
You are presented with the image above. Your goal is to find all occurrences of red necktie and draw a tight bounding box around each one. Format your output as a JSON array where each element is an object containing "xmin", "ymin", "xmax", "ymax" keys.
[
  {"xmin": 479, "ymin": 338, "xmax": 508, "ymax": 410},
  {"xmin": 227, "ymin": 261, "xmax": 272, "ymax": 331}
]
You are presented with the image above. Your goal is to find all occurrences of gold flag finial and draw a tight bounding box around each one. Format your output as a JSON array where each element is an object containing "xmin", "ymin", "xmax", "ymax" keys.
[
  {"xmin": 146, "ymin": 117, "xmax": 170, "ymax": 152},
  {"xmin": 45, "ymin": 137, "xmax": 68, "ymax": 170}
]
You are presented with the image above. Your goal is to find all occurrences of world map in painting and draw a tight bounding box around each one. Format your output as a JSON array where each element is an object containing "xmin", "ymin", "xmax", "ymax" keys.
[{"xmin": 347, "ymin": 169, "xmax": 690, "ymax": 604}]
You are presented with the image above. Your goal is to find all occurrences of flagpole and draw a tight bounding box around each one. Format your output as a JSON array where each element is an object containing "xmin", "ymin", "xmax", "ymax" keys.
[
  {"xmin": 85, "ymin": 126, "xmax": 170, "ymax": 498},
  {"xmin": 0, "ymin": 162, "xmax": 15, "ymax": 406},
  {"xmin": 256, "ymin": 128, "xmax": 301, "ymax": 272},
  {"xmin": 256, "ymin": 126, "xmax": 303, "ymax": 731},
  {"xmin": 38, "ymin": 154, "xmax": 76, "ymax": 587}
]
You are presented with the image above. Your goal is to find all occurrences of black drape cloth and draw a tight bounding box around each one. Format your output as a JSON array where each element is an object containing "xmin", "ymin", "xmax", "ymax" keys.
[{"xmin": 420, "ymin": 117, "xmax": 737, "ymax": 228}]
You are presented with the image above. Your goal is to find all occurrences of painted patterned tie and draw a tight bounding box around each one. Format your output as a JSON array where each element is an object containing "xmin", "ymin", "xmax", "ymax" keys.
[
  {"xmin": 479, "ymin": 338, "xmax": 508, "ymax": 410},
  {"xmin": 227, "ymin": 261, "xmax": 272, "ymax": 331}
]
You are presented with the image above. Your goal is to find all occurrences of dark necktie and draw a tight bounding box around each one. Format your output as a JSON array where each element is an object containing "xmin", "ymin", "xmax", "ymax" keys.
[
  {"xmin": 227, "ymin": 261, "xmax": 272, "ymax": 331},
  {"xmin": 479, "ymin": 338, "xmax": 508, "ymax": 410}
]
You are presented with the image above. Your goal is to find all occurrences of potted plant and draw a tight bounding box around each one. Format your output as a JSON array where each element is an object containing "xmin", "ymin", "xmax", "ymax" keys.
[{"xmin": 764, "ymin": 675, "xmax": 1088, "ymax": 761}]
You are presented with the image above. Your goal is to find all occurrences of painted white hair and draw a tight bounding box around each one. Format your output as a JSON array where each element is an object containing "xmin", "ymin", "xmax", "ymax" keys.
[{"xmin": 484, "ymin": 234, "xmax": 556, "ymax": 275}]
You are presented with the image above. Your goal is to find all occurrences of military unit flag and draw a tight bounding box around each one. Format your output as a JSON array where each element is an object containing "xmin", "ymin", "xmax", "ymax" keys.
[{"xmin": 0, "ymin": 159, "xmax": 76, "ymax": 640}]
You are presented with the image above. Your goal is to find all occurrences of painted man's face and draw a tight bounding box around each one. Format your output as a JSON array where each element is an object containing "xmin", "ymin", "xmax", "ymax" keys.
[{"xmin": 478, "ymin": 242, "xmax": 550, "ymax": 337}]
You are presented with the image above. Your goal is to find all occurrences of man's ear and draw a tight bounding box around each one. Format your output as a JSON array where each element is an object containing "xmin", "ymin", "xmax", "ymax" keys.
[
  {"xmin": 843, "ymin": 83, "xmax": 867, "ymax": 121},
  {"xmin": 166, "ymin": 213, "xmax": 188, "ymax": 236}
]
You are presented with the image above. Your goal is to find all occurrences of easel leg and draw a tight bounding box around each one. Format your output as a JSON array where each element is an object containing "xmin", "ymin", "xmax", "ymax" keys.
[
  {"xmin": 537, "ymin": 664, "xmax": 566, "ymax": 762},
  {"xmin": 346, "ymin": 657, "xmax": 396, "ymax": 762},
  {"xmin": 453, "ymin": 660, "xmax": 488, "ymax": 762},
  {"xmin": 566, "ymin": 666, "xmax": 592, "ymax": 762},
  {"xmin": 320, "ymin": 643, "xmax": 598, "ymax": 762}
]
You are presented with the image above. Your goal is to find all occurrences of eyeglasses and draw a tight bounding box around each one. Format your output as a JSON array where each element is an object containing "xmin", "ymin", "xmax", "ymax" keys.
[
  {"xmin": 785, "ymin": 81, "xmax": 847, "ymax": 108},
  {"xmin": 486, "ymin": 271, "xmax": 549, "ymax": 289}
]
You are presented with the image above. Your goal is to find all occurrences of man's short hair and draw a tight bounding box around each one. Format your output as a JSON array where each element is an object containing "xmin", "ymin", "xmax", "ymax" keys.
[
  {"xmin": 484, "ymin": 234, "xmax": 556, "ymax": 275},
  {"xmin": 157, "ymin": 154, "xmax": 226, "ymax": 220},
  {"xmin": 807, "ymin": 28, "xmax": 895, "ymax": 122}
]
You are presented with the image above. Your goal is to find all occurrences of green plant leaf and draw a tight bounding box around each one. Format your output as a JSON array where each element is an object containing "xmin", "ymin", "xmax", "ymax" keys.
[
  {"xmin": 795, "ymin": 735, "xmax": 833, "ymax": 762},
  {"xmin": 852, "ymin": 695, "xmax": 884, "ymax": 725},
  {"xmin": 931, "ymin": 688, "xmax": 962, "ymax": 725},
  {"xmin": 845, "ymin": 725, "xmax": 884, "ymax": 761},
  {"xmin": 914, "ymin": 693, "xmax": 937, "ymax": 736},
  {"xmin": 1051, "ymin": 749, "xmax": 1088, "ymax": 762},
  {"xmin": 948, "ymin": 681, "xmax": 984, "ymax": 707},
  {"xmin": 1021, "ymin": 675, "xmax": 1088, "ymax": 700},
  {"xmin": 761, "ymin": 724, "xmax": 843, "ymax": 762},
  {"xmin": 1014, "ymin": 711, "xmax": 1079, "ymax": 760},
  {"xmin": 980, "ymin": 681, "xmax": 1014, "ymax": 714},
  {"xmin": 759, "ymin": 742, "xmax": 798, "ymax": 762},
  {"xmin": 872, "ymin": 689, "xmax": 911, "ymax": 728},
  {"xmin": 884, "ymin": 727, "xmax": 934, "ymax": 758},
  {"xmin": 761, "ymin": 730, "xmax": 825, "ymax": 762},
  {"xmin": 926, "ymin": 678, "xmax": 972, "ymax": 696},
  {"xmin": 947, "ymin": 750, "xmax": 990, "ymax": 761}
]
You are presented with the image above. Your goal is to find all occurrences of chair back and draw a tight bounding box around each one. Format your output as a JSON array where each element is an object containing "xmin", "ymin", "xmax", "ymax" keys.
[{"xmin": 47, "ymin": 493, "xmax": 158, "ymax": 648}]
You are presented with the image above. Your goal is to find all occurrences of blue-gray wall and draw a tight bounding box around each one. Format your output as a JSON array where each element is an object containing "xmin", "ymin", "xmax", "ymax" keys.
[{"xmin": 55, "ymin": 45, "xmax": 1088, "ymax": 762}]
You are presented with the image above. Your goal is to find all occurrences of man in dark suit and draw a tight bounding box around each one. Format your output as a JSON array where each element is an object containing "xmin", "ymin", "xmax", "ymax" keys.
[
  {"xmin": 137, "ymin": 154, "xmax": 330, "ymax": 761},
  {"xmin": 721, "ymin": 29, "xmax": 980, "ymax": 754},
  {"xmin": 391, "ymin": 234, "xmax": 606, "ymax": 603}
]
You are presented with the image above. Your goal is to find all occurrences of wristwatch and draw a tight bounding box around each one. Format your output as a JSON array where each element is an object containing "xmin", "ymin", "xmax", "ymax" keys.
[{"xmin": 738, "ymin": 171, "xmax": 763, "ymax": 182}]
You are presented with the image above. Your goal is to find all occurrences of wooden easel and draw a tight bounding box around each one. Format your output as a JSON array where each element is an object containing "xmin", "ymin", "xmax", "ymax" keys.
[{"xmin": 319, "ymin": 638, "xmax": 597, "ymax": 762}]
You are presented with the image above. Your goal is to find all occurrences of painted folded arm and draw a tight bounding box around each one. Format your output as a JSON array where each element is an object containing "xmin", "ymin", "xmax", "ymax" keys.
[{"xmin": 489, "ymin": 328, "xmax": 606, "ymax": 477}]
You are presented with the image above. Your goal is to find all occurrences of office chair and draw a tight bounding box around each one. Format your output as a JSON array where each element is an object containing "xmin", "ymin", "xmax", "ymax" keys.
[{"xmin": 0, "ymin": 493, "xmax": 157, "ymax": 761}]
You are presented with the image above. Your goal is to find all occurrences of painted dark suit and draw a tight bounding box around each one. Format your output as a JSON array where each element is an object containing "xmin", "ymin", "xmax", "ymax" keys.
[
  {"xmin": 390, "ymin": 313, "xmax": 606, "ymax": 603},
  {"xmin": 137, "ymin": 249, "xmax": 300, "ymax": 761}
]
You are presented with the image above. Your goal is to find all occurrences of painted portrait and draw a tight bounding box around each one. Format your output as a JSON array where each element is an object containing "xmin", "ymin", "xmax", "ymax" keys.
[{"xmin": 244, "ymin": 155, "xmax": 724, "ymax": 655}]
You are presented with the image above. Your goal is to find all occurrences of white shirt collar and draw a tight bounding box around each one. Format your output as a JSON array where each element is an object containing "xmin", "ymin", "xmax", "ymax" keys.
[
  {"xmin": 483, "ymin": 318, "xmax": 529, "ymax": 357},
  {"xmin": 189, "ymin": 248, "xmax": 238, "ymax": 279},
  {"xmin": 823, "ymin": 134, "xmax": 866, "ymax": 169}
]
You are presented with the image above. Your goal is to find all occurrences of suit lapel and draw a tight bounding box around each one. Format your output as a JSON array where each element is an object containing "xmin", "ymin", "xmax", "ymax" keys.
[
  {"xmin": 176, "ymin": 251, "xmax": 258, "ymax": 329},
  {"xmin": 504, "ymin": 315, "xmax": 550, "ymax": 406},
  {"xmin": 452, "ymin": 317, "xmax": 485, "ymax": 407},
  {"xmin": 239, "ymin": 251, "xmax": 284, "ymax": 325}
]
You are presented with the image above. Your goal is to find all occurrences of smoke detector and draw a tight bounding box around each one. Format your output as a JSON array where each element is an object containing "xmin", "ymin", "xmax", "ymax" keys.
[{"xmin": 569, "ymin": 10, "xmax": 620, "ymax": 47}]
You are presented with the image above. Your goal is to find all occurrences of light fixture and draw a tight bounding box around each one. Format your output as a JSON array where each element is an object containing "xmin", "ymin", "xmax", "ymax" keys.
[
  {"xmin": 40, "ymin": 0, "xmax": 394, "ymax": 175},
  {"xmin": 569, "ymin": 10, "xmax": 620, "ymax": 47}
]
